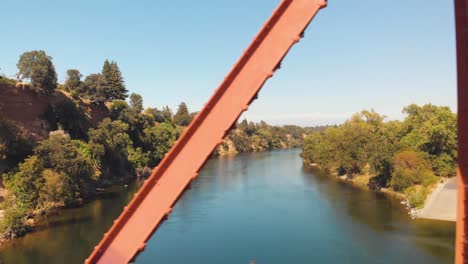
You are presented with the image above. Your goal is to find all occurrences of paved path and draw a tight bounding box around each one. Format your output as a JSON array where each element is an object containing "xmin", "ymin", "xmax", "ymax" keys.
[{"xmin": 418, "ymin": 177, "xmax": 457, "ymax": 221}]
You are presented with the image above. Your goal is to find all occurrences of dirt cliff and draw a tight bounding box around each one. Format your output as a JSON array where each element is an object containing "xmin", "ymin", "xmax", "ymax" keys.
[{"xmin": 0, "ymin": 83, "xmax": 109, "ymax": 140}]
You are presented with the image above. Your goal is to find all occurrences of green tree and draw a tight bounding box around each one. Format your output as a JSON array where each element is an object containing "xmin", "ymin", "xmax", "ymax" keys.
[
  {"xmin": 229, "ymin": 130, "xmax": 251, "ymax": 152},
  {"xmin": 102, "ymin": 60, "xmax": 127, "ymax": 100},
  {"xmin": 17, "ymin": 50, "xmax": 57, "ymax": 94},
  {"xmin": 301, "ymin": 110, "xmax": 388, "ymax": 176},
  {"xmin": 0, "ymin": 119, "xmax": 35, "ymax": 170},
  {"xmin": 81, "ymin": 74, "xmax": 108, "ymax": 104},
  {"xmin": 173, "ymin": 102, "xmax": 192, "ymax": 126},
  {"xmin": 109, "ymin": 100, "xmax": 130, "ymax": 120},
  {"xmin": 401, "ymin": 104, "xmax": 457, "ymax": 176},
  {"xmin": 44, "ymin": 101, "xmax": 90, "ymax": 139},
  {"xmin": 129, "ymin": 93, "xmax": 143, "ymax": 113},
  {"xmin": 88, "ymin": 118, "xmax": 132, "ymax": 177},
  {"xmin": 64, "ymin": 69, "xmax": 82, "ymax": 92},
  {"xmin": 3, "ymin": 156, "xmax": 44, "ymax": 209},
  {"xmin": 143, "ymin": 122, "xmax": 180, "ymax": 165},
  {"xmin": 127, "ymin": 146, "xmax": 150, "ymax": 171},
  {"xmin": 34, "ymin": 131, "xmax": 97, "ymax": 198},
  {"xmin": 0, "ymin": 205, "xmax": 27, "ymax": 239},
  {"xmin": 161, "ymin": 106, "xmax": 173, "ymax": 122},
  {"xmin": 390, "ymin": 150, "xmax": 437, "ymax": 191},
  {"xmin": 146, "ymin": 106, "xmax": 173, "ymax": 123},
  {"xmin": 39, "ymin": 169, "xmax": 75, "ymax": 206},
  {"xmin": 113, "ymin": 104, "xmax": 152, "ymax": 148}
]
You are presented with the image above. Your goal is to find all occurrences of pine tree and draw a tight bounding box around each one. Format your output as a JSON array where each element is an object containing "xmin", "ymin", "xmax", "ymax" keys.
[
  {"xmin": 173, "ymin": 102, "xmax": 192, "ymax": 126},
  {"xmin": 101, "ymin": 60, "xmax": 128, "ymax": 101}
]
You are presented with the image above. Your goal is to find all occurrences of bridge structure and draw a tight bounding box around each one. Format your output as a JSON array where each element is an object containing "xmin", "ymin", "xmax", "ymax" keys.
[
  {"xmin": 86, "ymin": 0, "xmax": 468, "ymax": 263},
  {"xmin": 455, "ymin": 0, "xmax": 468, "ymax": 263}
]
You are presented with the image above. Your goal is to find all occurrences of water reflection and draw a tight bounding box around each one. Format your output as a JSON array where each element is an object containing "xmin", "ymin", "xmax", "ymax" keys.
[{"xmin": 301, "ymin": 164, "xmax": 455, "ymax": 263}]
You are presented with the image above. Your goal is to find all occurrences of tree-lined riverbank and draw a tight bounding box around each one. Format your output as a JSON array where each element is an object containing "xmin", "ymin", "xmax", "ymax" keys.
[
  {"xmin": 0, "ymin": 50, "xmax": 311, "ymax": 243},
  {"xmin": 301, "ymin": 105, "xmax": 457, "ymax": 209},
  {"xmin": 0, "ymin": 150, "xmax": 455, "ymax": 264}
]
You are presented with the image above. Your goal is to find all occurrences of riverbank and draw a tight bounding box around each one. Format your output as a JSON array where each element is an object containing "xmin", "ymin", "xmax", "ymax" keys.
[
  {"xmin": 309, "ymin": 164, "xmax": 448, "ymax": 219},
  {"xmin": 334, "ymin": 173, "xmax": 405, "ymax": 199},
  {"xmin": 0, "ymin": 182, "xmax": 133, "ymax": 246},
  {"xmin": 0, "ymin": 145, "xmax": 301, "ymax": 246}
]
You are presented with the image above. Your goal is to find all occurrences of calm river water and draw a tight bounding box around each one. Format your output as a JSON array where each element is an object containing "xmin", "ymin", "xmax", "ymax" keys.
[{"xmin": 0, "ymin": 149, "xmax": 455, "ymax": 263}]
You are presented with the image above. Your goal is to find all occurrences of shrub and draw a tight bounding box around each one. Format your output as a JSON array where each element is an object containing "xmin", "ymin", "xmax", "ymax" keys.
[
  {"xmin": 390, "ymin": 150, "xmax": 435, "ymax": 191},
  {"xmin": 39, "ymin": 169, "xmax": 75, "ymax": 206},
  {"xmin": 0, "ymin": 75, "xmax": 16, "ymax": 86},
  {"xmin": 109, "ymin": 100, "xmax": 129, "ymax": 120},
  {"xmin": 405, "ymin": 186, "xmax": 430, "ymax": 209},
  {"xmin": 432, "ymin": 153, "xmax": 456, "ymax": 177},
  {"xmin": 0, "ymin": 206, "xmax": 28, "ymax": 239},
  {"xmin": 127, "ymin": 146, "xmax": 150, "ymax": 171},
  {"xmin": 0, "ymin": 119, "xmax": 35, "ymax": 169},
  {"xmin": 43, "ymin": 101, "xmax": 90, "ymax": 140},
  {"xmin": 35, "ymin": 131, "xmax": 97, "ymax": 199},
  {"xmin": 421, "ymin": 172, "xmax": 438, "ymax": 187},
  {"xmin": 143, "ymin": 122, "xmax": 179, "ymax": 165},
  {"xmin": 3, "ymin": 156, "xmax": 44, "ymax": 209}
]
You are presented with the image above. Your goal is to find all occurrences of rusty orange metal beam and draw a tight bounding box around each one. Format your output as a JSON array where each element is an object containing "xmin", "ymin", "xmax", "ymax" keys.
[
  {"xmin": 455, "ymin": 0, "xmax": 468, "ymax": 263},
  {"xmin": 86, "ymin": 0, "xmax": 327, "ymax": 263}
]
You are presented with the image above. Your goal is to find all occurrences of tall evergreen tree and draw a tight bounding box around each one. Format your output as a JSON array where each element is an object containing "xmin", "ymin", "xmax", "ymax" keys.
[
  {"xmin": 173, "ymin": 102, "xmax": 192, "ymax": 126},
  {"xmin": 101, "ymin": 60, "xmax": 127, "ymax": 100},
  {"xmin": 161, "ymin": 106, "xmax": 173, "ymax": 123}
]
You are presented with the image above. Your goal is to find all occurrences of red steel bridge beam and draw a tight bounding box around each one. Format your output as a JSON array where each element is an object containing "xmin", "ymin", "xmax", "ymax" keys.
[
  {"xmin": 86, "ymin": 0, "xmax": 327, "ymax": 263},
  {"xmin": 456, "ymin": 0, "xmax": 468, "ymax": 263}
]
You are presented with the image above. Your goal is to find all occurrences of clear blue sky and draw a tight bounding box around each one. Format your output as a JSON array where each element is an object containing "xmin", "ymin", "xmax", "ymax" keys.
[{"xmin": 0, "ymin": 0, "xmax": 456, "ymax": 126}]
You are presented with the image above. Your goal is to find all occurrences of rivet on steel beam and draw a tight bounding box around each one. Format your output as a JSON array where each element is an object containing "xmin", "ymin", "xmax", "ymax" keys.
[
  {"xmin": 267, "ymin": 71, "xmax": 274, "ymax": 78},
  {"xmin": 242, "ymin": 105, "xmax": 249, "ymax": 112},
  {"xmin": 138, "ymin": 243, "xmax": 146, "ymax": 251},
  {"xmin": 165, "ymin": 208, "xmax": 173, "ymax": 216},
  {"xmin": 293, "ymin": 36, "xmax": 301, "ymax": 43},
  {"xmin": 318, "ymin": 0, "xmax": 328, "ymax": 9}
]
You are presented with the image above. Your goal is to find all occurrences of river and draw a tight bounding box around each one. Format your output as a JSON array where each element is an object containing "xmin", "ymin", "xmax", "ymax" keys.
[{"xmin": 0, "ymin": 149, "xmax": 455, "ymax": 263}]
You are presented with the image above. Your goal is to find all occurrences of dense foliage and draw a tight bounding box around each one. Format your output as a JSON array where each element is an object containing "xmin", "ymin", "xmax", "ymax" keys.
[
  {"xmin": 62, "ymin": 60, "xmax": 128, "ymax": 104},
  {"xmin": 43, "ymin": 100, "xmax": 91, "ymax": 140},
  {"xmin": 301, "ymin": 104, "xmax": 456, "ymax": 207},
  {"xmin": 0, "ymin": 120, "xmax": 35, "ymax": 172},
  {"xmin": 216, "ymin": 120, "xmax": 318, "ymax": 155},
  {"xmin": 64, "ymin": 69, "xmax": 82, "ymax": 92},
  {"xmin": 101, "ymin": 60, "xmax": 128, "ymax": 100},
  {"xmin": 0, "ymin": 51, "xmax": 319, "ymax": 239},
  {"xmin": 17, "ymin": 50, "xmax": 57, "ymax": 94},
  {"xmin": 173, "ymin": 102, "xmax": 192, "ymax": 126}
]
